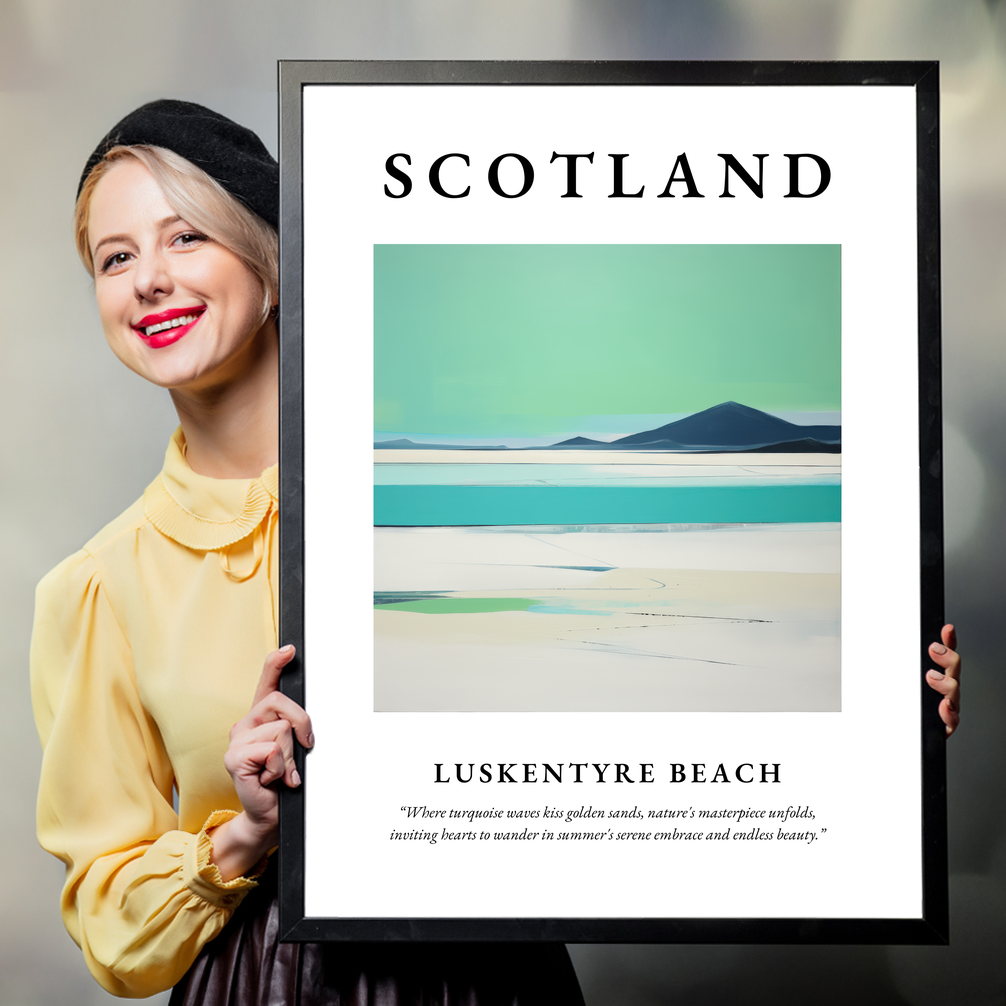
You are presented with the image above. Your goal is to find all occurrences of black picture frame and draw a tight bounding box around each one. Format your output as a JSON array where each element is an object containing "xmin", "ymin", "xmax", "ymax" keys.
[{"xmin": 277, "ymin": 60, "xmax": 945, "ymax": 944}]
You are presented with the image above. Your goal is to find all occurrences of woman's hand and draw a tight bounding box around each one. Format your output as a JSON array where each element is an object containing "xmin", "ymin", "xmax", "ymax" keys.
[
  {"xmin": 926, "ymin": 624, "xmax": 961, "ymax": 738},
  {"xmin": 209, "ymin": 645, "xmax": 314, "ymax": 881}
]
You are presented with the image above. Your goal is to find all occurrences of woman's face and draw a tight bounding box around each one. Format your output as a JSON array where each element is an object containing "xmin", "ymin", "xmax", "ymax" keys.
[{"xmin": 87, "ymin": 158, "xmax": 270, "ymax": 393}]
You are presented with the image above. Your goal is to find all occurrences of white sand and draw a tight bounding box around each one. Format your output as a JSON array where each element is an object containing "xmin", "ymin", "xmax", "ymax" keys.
[{"xmin": 374, "ymin": 525, "xmax": 841, "ymax": 712}]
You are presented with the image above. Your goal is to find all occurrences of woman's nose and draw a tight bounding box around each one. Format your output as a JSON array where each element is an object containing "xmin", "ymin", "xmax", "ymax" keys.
[{"xmin": 133, "ymin": 249, "xmax": 173, "ymax": 302}]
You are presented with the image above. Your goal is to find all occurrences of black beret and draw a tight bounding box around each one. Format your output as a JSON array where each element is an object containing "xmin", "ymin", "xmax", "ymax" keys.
[{"xmin": 78, "ymin": 99, "xmax": 278, "ymax": 228}]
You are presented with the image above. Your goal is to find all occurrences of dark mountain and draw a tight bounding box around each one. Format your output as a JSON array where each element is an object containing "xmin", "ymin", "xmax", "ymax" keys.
[
  {"xmin": 610, "ymin": 401, "xmax": 840, "ymax": 451},
  {"xmin": 374, "ymin": 403, "xmax": 841, "ymax": 453},
  {"xmin": 375, "ymin": 438, "xmax": 422, "ymax": 448},
  {"xmin": 552, "ymin": 436, "xmax": 608, "ymax": 446}
]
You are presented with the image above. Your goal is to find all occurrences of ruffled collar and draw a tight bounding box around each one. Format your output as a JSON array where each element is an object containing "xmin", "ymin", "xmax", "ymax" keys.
[{"xmin": 143, "ymin": 428, "xmax": 278, "ymax": 551}]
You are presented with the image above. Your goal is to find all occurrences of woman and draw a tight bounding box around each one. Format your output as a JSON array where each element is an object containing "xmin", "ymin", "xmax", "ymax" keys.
[{"xmin": 31, "ymin": 99, "xmax": 585, "ymax": 1003}]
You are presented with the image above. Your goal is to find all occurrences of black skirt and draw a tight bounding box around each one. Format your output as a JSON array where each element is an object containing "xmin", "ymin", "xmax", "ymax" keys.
[{"xmin": 169, "ymin": 869, "xmax": 585, "ymax": 1006}]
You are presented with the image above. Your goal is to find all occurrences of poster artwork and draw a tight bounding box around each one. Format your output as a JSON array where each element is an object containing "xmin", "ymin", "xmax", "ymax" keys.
[{"xmin": 373, "ymin": 243, "xmax": 842, "ymax": 713}]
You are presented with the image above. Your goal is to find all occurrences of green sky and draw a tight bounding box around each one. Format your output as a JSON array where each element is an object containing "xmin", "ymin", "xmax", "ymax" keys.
[{"xmin": 374, "ymin": 244, "xmax": 840, "ymax": 437}]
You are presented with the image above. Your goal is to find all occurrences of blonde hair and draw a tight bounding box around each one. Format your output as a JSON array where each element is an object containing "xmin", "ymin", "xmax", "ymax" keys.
[{"xmin": 75, "ymin": 145, "xmax": 278, "ymax": 322}]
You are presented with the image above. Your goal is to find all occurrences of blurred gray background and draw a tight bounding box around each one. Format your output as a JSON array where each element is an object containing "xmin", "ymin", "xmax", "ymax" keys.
[{"xmin": 2, "ymin": 1, "xmax": 1003, "ymax": 1003}]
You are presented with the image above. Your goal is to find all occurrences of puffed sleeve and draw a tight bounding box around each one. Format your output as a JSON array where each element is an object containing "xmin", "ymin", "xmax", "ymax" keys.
[{"xmin": 31, "ymin": 549, "xmax": 262, "ymax": 998}]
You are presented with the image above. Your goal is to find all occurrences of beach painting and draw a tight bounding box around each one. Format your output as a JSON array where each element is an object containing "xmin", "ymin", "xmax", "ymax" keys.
[{"xmin": 374, "ymin": 245, "xmax": 841, "ymax": 712}]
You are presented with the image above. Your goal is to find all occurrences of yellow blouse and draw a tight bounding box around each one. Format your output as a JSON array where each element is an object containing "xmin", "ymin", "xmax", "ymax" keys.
[{"xmin": 31, "ymin": 428, "xmax": 279, "ymax": 998}]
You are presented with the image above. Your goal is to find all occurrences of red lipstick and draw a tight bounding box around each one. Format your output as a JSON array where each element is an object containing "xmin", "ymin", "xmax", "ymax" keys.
[{"xmin": 132, "ymin": 306, "xmax": 205, "ymax": 349}]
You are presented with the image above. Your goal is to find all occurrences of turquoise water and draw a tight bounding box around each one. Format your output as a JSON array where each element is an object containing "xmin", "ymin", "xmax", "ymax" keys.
[{"xmin": 374, "ymin": 484, "xmax": 840, "ymax": 526}]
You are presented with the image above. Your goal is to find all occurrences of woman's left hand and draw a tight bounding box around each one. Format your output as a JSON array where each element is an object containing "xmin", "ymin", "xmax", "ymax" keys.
[{"xmin": 926, "ymin": 624, "xmax": 961, "ymax": 737}]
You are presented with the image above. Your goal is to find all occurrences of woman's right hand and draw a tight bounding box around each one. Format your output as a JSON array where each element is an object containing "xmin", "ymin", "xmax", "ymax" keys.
[{"xmin": 209, "ymin": 645, "xmax": 314, "ymax": 881}]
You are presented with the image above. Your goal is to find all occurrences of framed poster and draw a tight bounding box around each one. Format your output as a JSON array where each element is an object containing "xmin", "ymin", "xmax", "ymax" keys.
[{"xmin": 277, "ymin": 61, "xmax": 946, "ymax": 943}]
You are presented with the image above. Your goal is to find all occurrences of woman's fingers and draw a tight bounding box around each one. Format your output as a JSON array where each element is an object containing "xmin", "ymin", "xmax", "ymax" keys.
[
  {"xmin": 928, "ymin": 625, "xmax": 961, "ymax": 687},
  {"xmin": 939, "ymin": 697, "xmax": 960, "ymax": 737},
  {"xmin": 926, "ymin": 667, "xmax": 959, "ymax": 705},
  {"xmin": 242, "ymin": 644, "xmax": 314, "ymax": 749},
  {"xmin": 927, "ymin": 623, "xmax": 961, "ymax": 737},
  {"xmin": 224, "ymin": 738, "xmax": 288, "ymax": 788},
  {"xmin": 223, "ymin": 644, "xmax": 312, "ymax": 813},
  {"xmin": 256, "ymin": 691, "xmax": 313, "ymax": 749},
  {"xmin": 232, "ymin": 689, "xmax": 314, "ymax": 750},
  {"xmin": 258, "ymin": 742, "xmax": 289, "ymax": 788},
  {"xmin": 941, "ymin": 623, "xmax": 958, "ymax": 654},
  {"xmin": 252, "ymin": 644, "xmax": 296, "ymax": 706},
  {"xmin": 924, "ymin": 681, "xmax": 960, "ymax": 737},
  {"xmin": 230, "ymin": 719, "xmax": 302, "ymax": 788}
]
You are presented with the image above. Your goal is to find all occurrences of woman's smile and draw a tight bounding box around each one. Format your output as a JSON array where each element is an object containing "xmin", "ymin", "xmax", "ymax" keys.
[{"xmin": 133, "ymin": 305, "xmax": 207, "ymax": 347}]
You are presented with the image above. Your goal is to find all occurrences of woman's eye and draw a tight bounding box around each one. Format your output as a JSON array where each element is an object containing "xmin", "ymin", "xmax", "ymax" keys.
[
  {"xmin": 173, "ymin": 231, "xmax": 208, "ymax": 248},
  {"xmin": 101, "ymin": 251, "xmax": 132, "ymax": 273}
]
